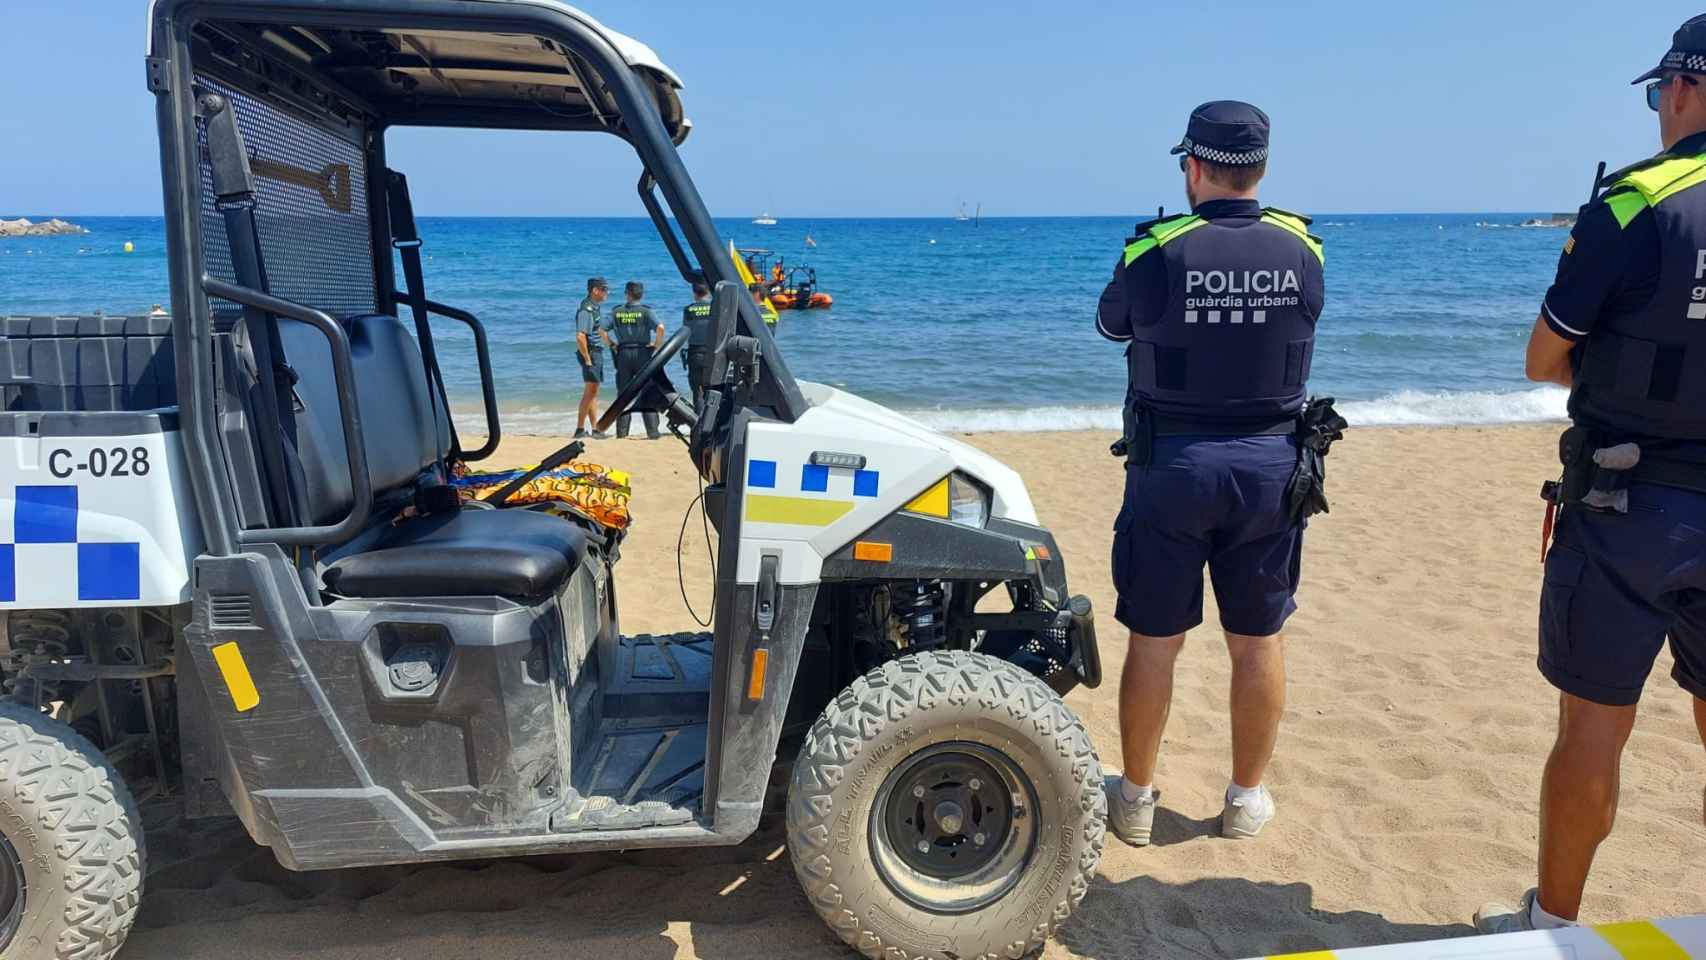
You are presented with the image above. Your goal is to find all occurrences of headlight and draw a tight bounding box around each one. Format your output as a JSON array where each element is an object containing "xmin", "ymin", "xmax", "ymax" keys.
[{"xmin": 904, "ymin": 472, "xmax": 990, "ymax": 528}]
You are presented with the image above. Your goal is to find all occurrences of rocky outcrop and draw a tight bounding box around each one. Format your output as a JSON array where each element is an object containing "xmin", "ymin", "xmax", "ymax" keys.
[{"xmin": 0, "ymin": 218, "xmax": 88, "ymax": 237}]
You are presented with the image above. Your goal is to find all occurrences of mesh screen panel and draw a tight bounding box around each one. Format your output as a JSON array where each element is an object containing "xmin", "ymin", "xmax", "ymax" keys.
[{"xmin": 195, "ymin": 75, "xmax": 376, "ymax": 327}]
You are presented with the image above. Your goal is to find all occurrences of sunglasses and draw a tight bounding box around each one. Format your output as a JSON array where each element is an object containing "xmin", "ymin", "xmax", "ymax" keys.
[
  {"xmin": 1178, "ymin": 154, "xmax": 1191, "ymax": 172},
  {"xmin": 1648, "ymin": 73, "xmax": 1700, "ymax": 110}
]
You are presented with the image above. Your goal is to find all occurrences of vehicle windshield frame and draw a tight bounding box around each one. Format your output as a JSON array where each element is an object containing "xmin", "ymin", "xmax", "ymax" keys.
[{"xmin": 152, "ymin": 0, "xmax": 806, "ymax": 429}]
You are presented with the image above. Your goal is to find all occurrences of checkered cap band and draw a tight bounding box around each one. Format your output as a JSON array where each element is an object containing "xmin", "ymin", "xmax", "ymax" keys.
[
  {"xmin": 1182, "ymin": 137, "xmax": 1268, "ymax": 166},
  {"xmin": 1662, "ymin": 49, "xmax": 1706, "ymax": 72}
]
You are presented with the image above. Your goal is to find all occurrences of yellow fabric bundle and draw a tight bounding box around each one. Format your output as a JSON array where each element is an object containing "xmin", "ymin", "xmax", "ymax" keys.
[{"xmin": 453, "ymin": 460, "xmax": 632, "ymax": 532}]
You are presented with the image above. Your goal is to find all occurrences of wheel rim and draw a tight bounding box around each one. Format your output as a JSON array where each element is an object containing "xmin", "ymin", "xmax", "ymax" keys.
[
  {"xmin": 870, "ymin": 741, "xmax": 1038, "ymax": 914},
  {"xmin": 0, "ymin": 829, "xmax": 26, "ymax": 951}
]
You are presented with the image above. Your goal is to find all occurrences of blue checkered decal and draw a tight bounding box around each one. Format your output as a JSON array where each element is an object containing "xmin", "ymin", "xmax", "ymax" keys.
[
  {"xmin": 746, "ymin": 458, "xmax": 880, "ymax": 498},
  {"xmin": 4, "ymin": 485, "xmax": 142, "ymax": 602}
]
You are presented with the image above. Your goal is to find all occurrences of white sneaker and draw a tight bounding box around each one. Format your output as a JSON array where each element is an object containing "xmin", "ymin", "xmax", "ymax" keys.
[
  {"xmin": 1105, "ymin": 777, "xmax": 1158, "ymax": 847},
  {"xmin": 1474, "ymin": 889, "xmax": 1538, "ymax": 935},
  {"xmin": 1220, "ymin": 785, "xmax": 1275, "ymax": 839}
]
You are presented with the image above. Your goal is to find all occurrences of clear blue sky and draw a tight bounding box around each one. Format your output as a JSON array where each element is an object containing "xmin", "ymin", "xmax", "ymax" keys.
[{"xmin": 2, "ymin": 1, "xmax": 1701, "ymax": 217}]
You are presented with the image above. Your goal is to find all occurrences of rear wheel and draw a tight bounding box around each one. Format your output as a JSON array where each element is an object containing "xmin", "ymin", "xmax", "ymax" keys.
[
  {"xmin": 0, "ymin": 702, "xmax": 143, "ymax": 960},
  {"xmin": 787, "ymin": 650, "xmax": 1104, "ymax": 959}
]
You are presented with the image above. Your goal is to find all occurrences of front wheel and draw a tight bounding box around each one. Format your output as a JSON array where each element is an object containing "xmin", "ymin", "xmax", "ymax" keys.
[
  {"xmin": 0, "ymin": 702, "xmax": 143, "ymax": 960},
  {"xmin": 787, "ymin": 651, "xmax": 1105, "ymax": 960}
]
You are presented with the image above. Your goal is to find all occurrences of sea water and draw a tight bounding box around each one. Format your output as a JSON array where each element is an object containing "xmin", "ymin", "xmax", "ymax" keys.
[{"xmin": 0, "ymin": 214, "xmax": 1574, "ymax": 433}]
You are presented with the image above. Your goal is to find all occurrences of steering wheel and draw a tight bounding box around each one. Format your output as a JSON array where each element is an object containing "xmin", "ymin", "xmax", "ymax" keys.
[{"xmin": 596, "ymin": 326, "xmax": 696, "ymax": 433}]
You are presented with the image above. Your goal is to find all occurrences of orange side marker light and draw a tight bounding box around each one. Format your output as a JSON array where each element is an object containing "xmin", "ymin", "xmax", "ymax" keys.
[
  {"xmin": 747, "ymin": 648, "xmax": 770, "ymax": 701},
  {"xmin": 854, "ymin": 541, "xmax": 893, "ymax": 562}
]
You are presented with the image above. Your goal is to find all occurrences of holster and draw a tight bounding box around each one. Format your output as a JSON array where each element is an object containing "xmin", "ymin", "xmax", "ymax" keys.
[
  {"xmin": 1111, "ymin": 402, "xmax": 1153, "ymax": 466},
  {"xmin": 1558, "ymin": 425, "xmax": 1643, "ymax": 514},
  {"xmin": 1557, "ymin": 425, "xmax": 1598, "ymax": 504},
  {"xmin": 1285, "ymin": 396, "xmax": 1347, "ymax": 523}
]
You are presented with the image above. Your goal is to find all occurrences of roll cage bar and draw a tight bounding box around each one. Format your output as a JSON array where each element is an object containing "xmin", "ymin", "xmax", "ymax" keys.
[{"xmin": 149, "ymin": 0, "xmax": 806, "ymax": 556}]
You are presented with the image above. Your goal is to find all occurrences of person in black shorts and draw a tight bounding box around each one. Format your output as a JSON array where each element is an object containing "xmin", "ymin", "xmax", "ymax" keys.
[
  {"xmin": 1476, "ymin": 15, "xmax": 1706, "ymax": 935},
  {"xmin": 574, "ymin": 277, "xmax": 609, "ymax": 439},
  {"xmin": 1095, "ymin": 101, "xmax": 1325, "ymax": 847}
]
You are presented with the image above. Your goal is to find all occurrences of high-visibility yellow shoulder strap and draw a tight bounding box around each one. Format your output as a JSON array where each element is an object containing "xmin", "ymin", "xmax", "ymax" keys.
[
  {"xmin": 1604, "ymin": 188, "xmax": 1650, "ymax": 229},
  {"xmin": 1124, "ymin": 215, "xmax": 1205, "ymax": 266},
  {"xmin": 1261, "ymin": 209, "xmax": 1325, "ymax": 265},
  {"xmin": 1616, "ymin": 152, "xmax": 1706, "ymax": 207}
]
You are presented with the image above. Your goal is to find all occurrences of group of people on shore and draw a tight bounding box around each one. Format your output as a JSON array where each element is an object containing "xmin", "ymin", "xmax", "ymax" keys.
[
  {"xmin": 1097, "ymin": 14, "xmax": 1706, "ymax": 939},
  {"xmin": 571, "ymin": 277, "xmax": 713, "ymax": 439}
]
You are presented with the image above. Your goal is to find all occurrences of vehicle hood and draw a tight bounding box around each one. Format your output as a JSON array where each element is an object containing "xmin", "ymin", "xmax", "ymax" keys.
[{"xmin": 798, "ymin": 382, "xmax": 1039, "ymax": 525}]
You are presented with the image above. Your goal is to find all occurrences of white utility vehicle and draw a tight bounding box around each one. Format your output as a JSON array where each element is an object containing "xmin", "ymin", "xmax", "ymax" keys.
[{"xmin": 0, "ymin": 3, "xmax": 1105, "ymax": 957}]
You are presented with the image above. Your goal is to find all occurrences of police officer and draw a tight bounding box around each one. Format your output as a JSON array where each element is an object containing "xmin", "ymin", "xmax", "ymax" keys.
[
  {"xmin": 682, "ymin": 282, "xmax": 714, "ymax": 407},
  {"xmin": 574, "ymin": 277, "xmax": 610, "ymax": 439},
  {"xmin": 610, "ymin": 281, "xmax": 666, "ymax": 439},
  {"xmin": 1476, "ymin": 16, "xmax": 1706, "ymax": 934},
  {"xmin": 1095, "ymin": 101, "xmax": 1325, "ymax": 847}
]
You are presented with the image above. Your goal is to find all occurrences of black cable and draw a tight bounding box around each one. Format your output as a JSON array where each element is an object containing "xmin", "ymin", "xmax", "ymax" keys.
[{"xmin": 677, "ymin": 470, "xmax": 717, "ymax": 628}]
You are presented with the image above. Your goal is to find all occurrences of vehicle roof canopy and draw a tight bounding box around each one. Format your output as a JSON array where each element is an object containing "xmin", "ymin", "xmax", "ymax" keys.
[{"xmin": 147, "ymin": 0, "xmax": 689, "ymax": 142}]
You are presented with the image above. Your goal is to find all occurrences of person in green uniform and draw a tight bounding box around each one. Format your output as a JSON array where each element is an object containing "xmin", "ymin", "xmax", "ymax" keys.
[
  {"xmin": 610, "ymin": 281, "xmax": 666, "ymax": 439},
  {"xmin": 574, "ymin": 277, "xmax": 610, "ymax": 439},
  {"xmin": 681, "ymin": 282, "xmax": 714, "ymax": 407}
]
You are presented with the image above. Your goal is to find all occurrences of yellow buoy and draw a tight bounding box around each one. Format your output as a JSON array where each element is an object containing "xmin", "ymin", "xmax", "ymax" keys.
[{"xmin": 123, "ymin": 241, "xmax": 135, "ymax": 253}]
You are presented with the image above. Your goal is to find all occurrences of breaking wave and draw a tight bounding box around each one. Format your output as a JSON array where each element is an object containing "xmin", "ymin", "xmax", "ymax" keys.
[
  {"xmin": 898, "ymin": 387, "xmax": 1568, "ymax": 433},
  {"xmin": 455, "ymin": 387, "xmax": 1569, "ymax": 437}
]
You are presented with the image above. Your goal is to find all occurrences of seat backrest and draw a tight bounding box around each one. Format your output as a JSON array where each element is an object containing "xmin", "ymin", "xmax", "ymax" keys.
[
  {"xmin": 189, "ymin": 73, "xmax": 452, "ymax": 537},
  {"xmin": 280, "ymin": 314, "xmax": 441, "ymax": 527}
]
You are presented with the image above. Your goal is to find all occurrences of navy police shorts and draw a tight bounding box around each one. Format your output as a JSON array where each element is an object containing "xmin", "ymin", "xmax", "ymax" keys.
[
  {"xmin": 1539, "ymin": 483, "xmax": 1706, "ymax": 706},
  {"xmin": 1111, "ymin": 435, "xmax": 1303, "ymax": 638},
  {"xmin": 579, "ymin": 350, "xmax": 604, "ymax": 384}
]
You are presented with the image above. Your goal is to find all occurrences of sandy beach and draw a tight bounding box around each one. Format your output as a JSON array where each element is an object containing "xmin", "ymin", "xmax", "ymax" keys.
[{"xmin": 119, "ymin": 422, "xmax": 1705, "ymax": 960}]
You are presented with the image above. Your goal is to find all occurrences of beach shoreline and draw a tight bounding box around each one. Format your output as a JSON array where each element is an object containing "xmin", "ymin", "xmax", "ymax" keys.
[{"xmin": 118, "ymin": 420, "xmax": 1705, "ymax": 959}]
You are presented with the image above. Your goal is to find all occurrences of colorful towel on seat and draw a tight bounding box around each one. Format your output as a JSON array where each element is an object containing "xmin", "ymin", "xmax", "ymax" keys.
[{"xmin": 451, "ymin": 461, "xmax": 632, "ymax": 532}]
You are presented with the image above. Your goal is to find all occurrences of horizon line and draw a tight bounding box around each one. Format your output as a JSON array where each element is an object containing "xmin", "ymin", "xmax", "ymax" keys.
[{"xmin": 4, "ymin": 210, "xmax": 1581, "ymax": 221}]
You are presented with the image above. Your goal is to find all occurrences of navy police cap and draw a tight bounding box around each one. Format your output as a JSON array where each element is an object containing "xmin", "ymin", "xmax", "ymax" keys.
[
  {"xmin": 1633, "ymin": 14, "xmax": 1706, "ymax": 83},
  {"xmin": 1170, "ymin": 100, "xmax": 1270, "ymax": 166}
]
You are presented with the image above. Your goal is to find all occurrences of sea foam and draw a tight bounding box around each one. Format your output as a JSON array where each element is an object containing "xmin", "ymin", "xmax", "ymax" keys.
[
  {"xmin": 897, "ymin": 386, "xmax": 1567, "ymax": 434},
  {"xmin": 459, "ymin": 387, "xmax": 1570, "ymax": 437}
]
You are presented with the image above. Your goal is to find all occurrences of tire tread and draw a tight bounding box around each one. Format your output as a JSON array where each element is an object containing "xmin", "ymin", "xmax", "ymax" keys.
[
  {"xmin": 786, "ymin": 651, "xmax": 1104, "ymax": 960},
  {"xmin": 0, "ymin": 701, "xmax": 143, "ymax": 960}
]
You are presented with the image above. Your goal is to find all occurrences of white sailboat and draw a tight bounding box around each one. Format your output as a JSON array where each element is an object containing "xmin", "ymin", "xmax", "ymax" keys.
[
  {"xmin": 752, "ymin": 212, "xmax": 778, "ymax": 226},
  {"xmin": 954, "ymin": 202, "xmax": 971, "ymax": 222}
]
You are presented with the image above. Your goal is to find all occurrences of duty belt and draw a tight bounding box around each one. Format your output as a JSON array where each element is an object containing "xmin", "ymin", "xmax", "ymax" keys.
[
  {"xmin": 1550, "ymin": 426, "xmax": 1706, "ymax": 514},
  {"xmin": 1151, "ymin": 413, "xmax": 1297, "ymax": 437},
  {"xmin": 1631, "ymin": 454, "xmax": 1706, "ymax": 495}
]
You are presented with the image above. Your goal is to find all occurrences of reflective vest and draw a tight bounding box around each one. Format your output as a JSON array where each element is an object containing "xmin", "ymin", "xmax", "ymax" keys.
[
  {"xmin": 1123, "ymin": 207, "xmax": 1324, "ymax": 423},
  {"xmin": 610, "ymin": 303, "xmax": 656, "ymax": 348},
  {"xmin": 1573, "ymin": 152, "xmax": 1706, "ymax": 440}
]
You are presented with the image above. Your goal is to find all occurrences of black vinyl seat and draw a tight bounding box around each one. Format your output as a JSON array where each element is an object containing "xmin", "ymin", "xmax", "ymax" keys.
[
  {"xmin": 262, "ymin": 312, "xmax": 591, "ymax": 603},
  {"xmin": 323, "ymin": 508, "xmax": 589, "ymax": 601}
]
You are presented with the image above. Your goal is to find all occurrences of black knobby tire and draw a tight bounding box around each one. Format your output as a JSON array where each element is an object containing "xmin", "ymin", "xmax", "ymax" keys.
[
  {"xmin": 0, "ymin": 702, "xmax": 143, "ymax": 960},
  {"xmin": 787, "ymin": 651, "xmax": 1105, "ymax": 960}
]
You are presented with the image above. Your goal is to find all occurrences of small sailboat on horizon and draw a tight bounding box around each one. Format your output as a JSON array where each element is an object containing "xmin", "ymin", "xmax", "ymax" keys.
[{"xmin": 752, "ymin": 212, "xmax": 778, "ymax": 226}]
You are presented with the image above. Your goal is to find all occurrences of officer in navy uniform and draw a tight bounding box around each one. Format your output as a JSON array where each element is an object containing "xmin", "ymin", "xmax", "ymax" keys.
[
  {"xmin": 681, "ymin": 282, "xmax": 714, "ymax": 407},
  {"xmin": 1096, "ymin": 101, "xmax": 1325, "ymax": 848},
  {"xmin": 1477, "ymin": 15, "xmax": 1706, "ymax": 935},
  {"xmin": 610, "ymin": 281, "xmax": 665, "ymax": 439}
]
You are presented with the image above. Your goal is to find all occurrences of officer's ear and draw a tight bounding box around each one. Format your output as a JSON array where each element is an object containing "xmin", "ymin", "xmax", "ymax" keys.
[{"xmin": 1184, "ymin": 155, "xmax": 1203, "ymax": 188}]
